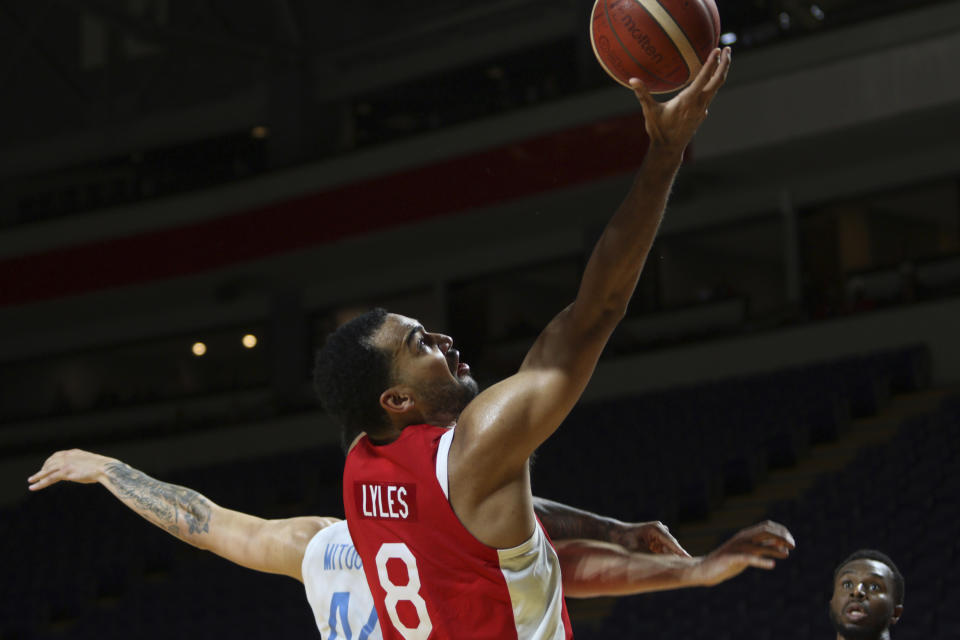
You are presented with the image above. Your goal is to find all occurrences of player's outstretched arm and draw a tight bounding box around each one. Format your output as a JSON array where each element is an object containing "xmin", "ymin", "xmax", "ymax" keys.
[
  {"xmin": 557, "ymin": 520, "xmax": 794, "ymax": 598},
  {"xmin": 452, "ymin": 49, "xmax": 733, "ymax": 505},
  {"xmin": 518, "ymin": 47, "xmax": 733, "ymax": 428},
  {"xmin": 561, "ymin": 47, "xmax": 732, "ymax": 340},
  {"xmin": 533, "ymin": 496, "xmax": 689, "ymax": 556},
  {"xmin": 28, "ymin": 449, "xmax": 336, "ymax": 582}
]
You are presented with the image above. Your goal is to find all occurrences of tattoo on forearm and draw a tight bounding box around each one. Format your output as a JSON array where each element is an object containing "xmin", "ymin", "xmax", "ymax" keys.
[
  {"xmin": 534, "ymin": 499, "xmax": 617, "ymax": 542},
  {"xmin": 104, "ymin": 462, "xmax": 211, "ymax": 536}
]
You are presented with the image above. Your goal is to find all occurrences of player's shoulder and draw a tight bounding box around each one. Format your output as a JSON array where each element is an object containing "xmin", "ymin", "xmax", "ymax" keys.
[
  {"xmin": 349, "ymin": 424, "xmax": 447, "ymax": 457},
  {"xmin": 404, "ymin": 423, "xmax": 450, "ymax": 445}
]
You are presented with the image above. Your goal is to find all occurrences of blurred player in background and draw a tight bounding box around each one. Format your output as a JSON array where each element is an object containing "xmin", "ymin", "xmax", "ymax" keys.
[
  {"xmin": 829, "ymin": 549, "xmax": 904, "ymax": 640},
  {"xmin": 31, "ymin": 448, "xmax": 792, "ymax": 639}
]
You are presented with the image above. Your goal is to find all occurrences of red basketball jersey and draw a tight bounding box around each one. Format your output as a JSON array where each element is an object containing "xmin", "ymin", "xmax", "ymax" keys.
[{"xmin": 343, "ymin": 424, "xmax": 574, "ymax": 640}]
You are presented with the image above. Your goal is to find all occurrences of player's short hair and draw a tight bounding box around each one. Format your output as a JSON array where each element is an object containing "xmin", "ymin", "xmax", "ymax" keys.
[
  {"xmin": 313, "ymin": 308, "xmax": 392, "ymax": 450},
  {"xmin": 834, "ymin": 549, "xmax": 905, "ymax": 605}
]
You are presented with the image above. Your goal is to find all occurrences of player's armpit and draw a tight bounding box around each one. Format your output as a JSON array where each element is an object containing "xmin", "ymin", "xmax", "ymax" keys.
[
  {"xmin": 452, "ymin": 316, "xmax": 607, "ymax": 491},
  {"xmin": 448, "ymin": 346, "xmax": 605, "ymax": 547}
]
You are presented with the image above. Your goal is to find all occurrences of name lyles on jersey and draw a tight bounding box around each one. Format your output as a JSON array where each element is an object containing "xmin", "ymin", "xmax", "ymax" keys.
[{"xmin": 355, "ymin": 482, "xmax": 418, "ymax": 521}]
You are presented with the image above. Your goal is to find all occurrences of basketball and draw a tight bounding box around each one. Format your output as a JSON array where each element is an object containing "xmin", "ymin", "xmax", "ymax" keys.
[{"xmin": 590, "ymin": 0, "xmax": 721, "ymax": 93}]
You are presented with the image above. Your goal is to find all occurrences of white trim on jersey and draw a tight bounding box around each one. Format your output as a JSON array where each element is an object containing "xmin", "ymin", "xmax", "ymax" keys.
[
  {"xmin": 435, "ymin": 427, "xmax": 454, "ymax": 499},
  {"xmin": 498, "ymin": 526, "xmax": 568, "ymax": 640},
  {"xmin": 434, "ymin": 426, "xmax": 567, "ymax": 639}
]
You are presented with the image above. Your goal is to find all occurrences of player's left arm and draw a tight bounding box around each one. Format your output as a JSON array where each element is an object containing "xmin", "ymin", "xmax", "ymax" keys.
[
  {"xmin": 28, "ymin": 449, "xmax": 337, "ymax": 582},
  {"xmin": 557, "ymin": 520, "xmax": 795, "ymax": 597},
  {"xmin": 533, "ymin": 496, "xmax": 689, "ymax": 556}
]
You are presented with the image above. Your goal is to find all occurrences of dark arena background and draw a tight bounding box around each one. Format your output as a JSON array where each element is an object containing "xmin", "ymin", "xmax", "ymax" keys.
[{"xmin": 2, "ymin": 0, "xmax": 959, "ymax": 638}]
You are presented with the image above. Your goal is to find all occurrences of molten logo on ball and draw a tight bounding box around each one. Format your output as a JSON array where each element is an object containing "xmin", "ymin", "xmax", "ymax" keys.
[
  {"xmin": 590, "ymin": 0, "xmax": 721, "ymax": 93},
  {"xmin": 620, "ymin": 14, "xmax": 665, "ymax": 65}
]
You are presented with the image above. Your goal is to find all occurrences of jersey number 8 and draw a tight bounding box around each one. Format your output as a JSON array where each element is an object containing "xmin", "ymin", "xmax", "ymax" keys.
[{"xmin": 375, "ymin": 543, "xmax": 433, "ymax": 640}]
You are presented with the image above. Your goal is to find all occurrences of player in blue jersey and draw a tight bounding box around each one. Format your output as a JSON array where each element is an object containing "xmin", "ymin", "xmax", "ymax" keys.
[{"xmin": 29, "ymin": 448, "xmax": 793, "ymax": 638}]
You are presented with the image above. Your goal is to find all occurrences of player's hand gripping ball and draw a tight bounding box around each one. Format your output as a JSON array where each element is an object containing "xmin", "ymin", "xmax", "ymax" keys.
[{"xmin": 591, "ymin": 0, "xmax": 721, "ymax": 93}]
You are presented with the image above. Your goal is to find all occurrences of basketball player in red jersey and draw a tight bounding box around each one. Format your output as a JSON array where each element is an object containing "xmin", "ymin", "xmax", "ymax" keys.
[{"xmin": 315, "ymin": 46, "xmax": 793, "ymax": 639}]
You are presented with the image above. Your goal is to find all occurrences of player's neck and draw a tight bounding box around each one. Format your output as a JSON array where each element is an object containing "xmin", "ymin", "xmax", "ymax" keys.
[
  {"xmin": 367, "ymin": 425, "xmax": 404, "ymax": 445},
  {"xmin": 364, "ymin": 413, "xmax": 454, "ymax": 447},
  {"xmin": 837, "ymin": 630, "xmax": 891, "ymax": 640}
]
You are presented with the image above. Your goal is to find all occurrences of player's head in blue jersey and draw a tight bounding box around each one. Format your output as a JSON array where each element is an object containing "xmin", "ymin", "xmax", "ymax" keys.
[
  {"xmin": 829, "ymin": 549, "xmax": 903, "ymax": 640},
  {"xmin": 314, "ymin": 308, "xmax": 478, "ymax": 448}
]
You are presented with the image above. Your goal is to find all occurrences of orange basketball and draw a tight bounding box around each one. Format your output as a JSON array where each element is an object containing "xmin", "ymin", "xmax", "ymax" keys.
[{"xmin": 590, "ymin": 0, "xmax": 721, "ymax": 93}]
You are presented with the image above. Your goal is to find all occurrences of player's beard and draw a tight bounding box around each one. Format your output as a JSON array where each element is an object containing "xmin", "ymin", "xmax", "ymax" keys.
[
  {"xmin": 419, "ymin": 375, "xmax": 479, "ymax": 426},
  {"xmin": 829, "ymin": 602, "xmax": 890, "ymax": 640}
]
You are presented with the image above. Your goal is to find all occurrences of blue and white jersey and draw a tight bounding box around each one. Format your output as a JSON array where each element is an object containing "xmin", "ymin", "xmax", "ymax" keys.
[{"xmin": 302, "ymin": 521, "xmax": 380, "ymax": 640}]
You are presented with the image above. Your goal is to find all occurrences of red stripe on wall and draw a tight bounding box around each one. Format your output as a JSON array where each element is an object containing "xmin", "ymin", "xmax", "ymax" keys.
[{"xmin": 1, "ymin": 113, "xmax": 651, "ymax": 307}]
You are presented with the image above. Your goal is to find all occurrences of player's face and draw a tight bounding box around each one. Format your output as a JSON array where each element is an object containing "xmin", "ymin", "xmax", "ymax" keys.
[
  {"xmin": 378, "ymin": 313, "xmax": 479, "ymax": 423},
  {"xmin": 829, "ymin": 559, "xmax": 899, "ymax": 640}
]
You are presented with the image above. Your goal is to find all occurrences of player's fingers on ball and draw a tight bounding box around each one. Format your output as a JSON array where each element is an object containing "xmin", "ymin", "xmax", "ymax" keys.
[
  {"xmin": 690, "ymin": 48, "xmax": 721, "ymax": 91},
  {"xmin": 629, "ymin": 78, "xmax": 656, "ymax": 107},
  {"xmin": 720, "ymin": 48, "xmax": 732, "ymax": 82},
  {"xmin": 693, "ymin": 48, "xmax": 720, "ymax": 83},
  {"xmin": 716, "ymin": 47, "xmax": 732, "ymax": 78},
  {"xmin": 702, "ymin": 50, "xmax": 731, "ymax": 96}
]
